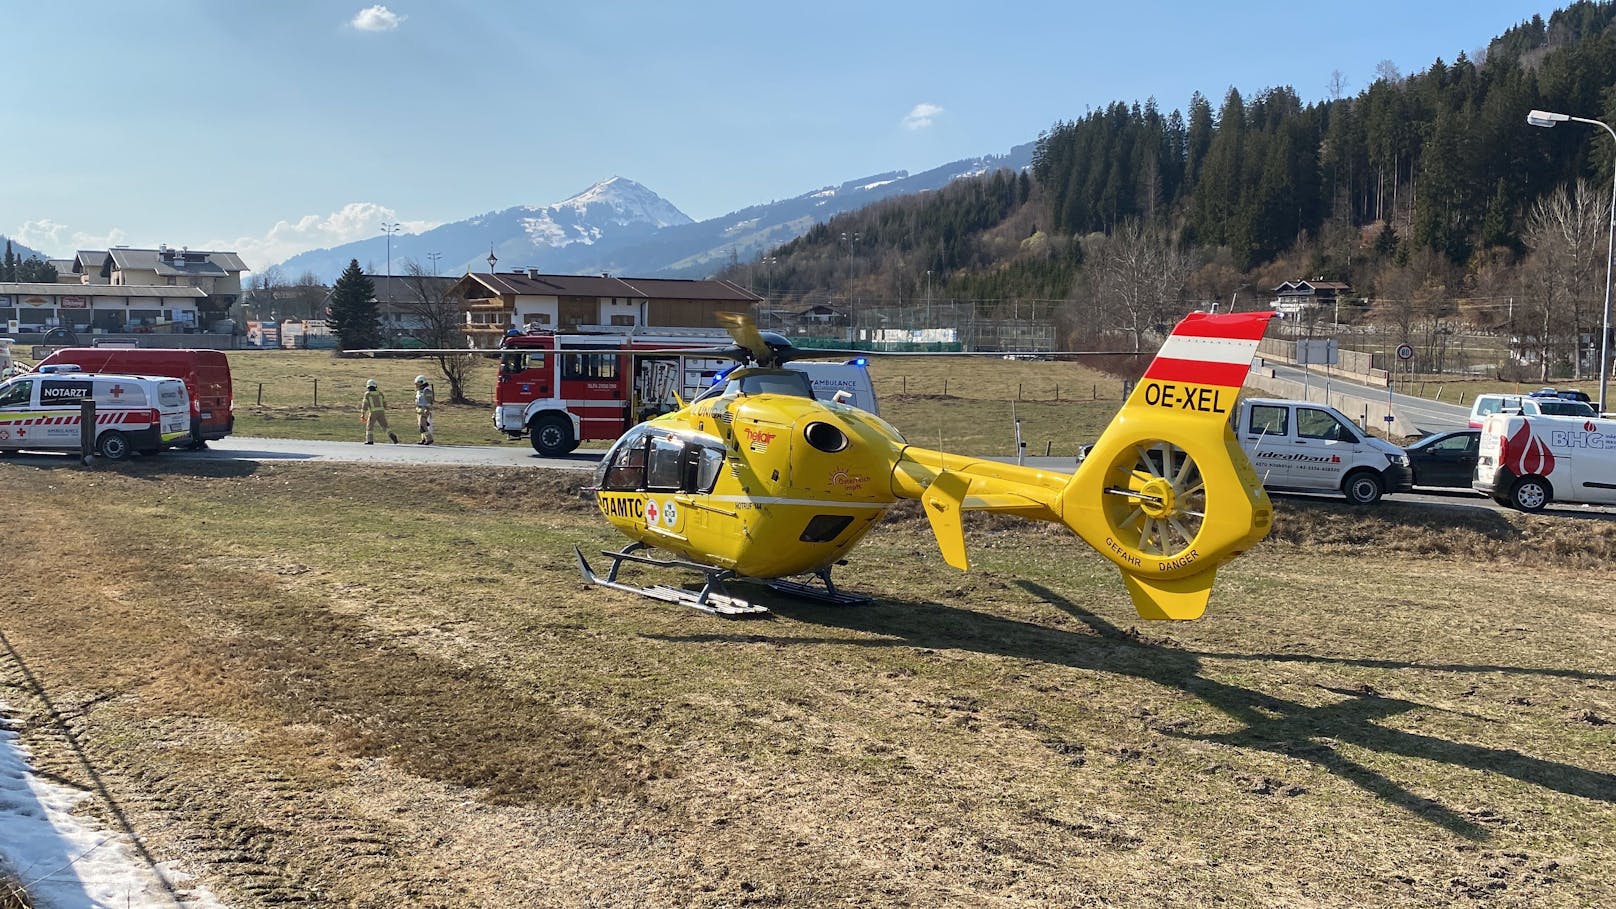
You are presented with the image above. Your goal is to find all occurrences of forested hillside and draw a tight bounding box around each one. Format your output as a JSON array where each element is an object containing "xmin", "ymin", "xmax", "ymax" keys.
[{"xmin": 728, "ymin": 1, "xmax": 1616, "ymax": 374}]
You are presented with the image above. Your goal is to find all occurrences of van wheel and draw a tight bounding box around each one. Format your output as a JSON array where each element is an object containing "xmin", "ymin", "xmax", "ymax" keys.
[
  {"xmin": 1342, "ymin": 470, "xmax": 1384, "ymax": 505},
  {"xmin": 97, "ymin": 431, "xmax": 130, "ymax": 461},
  {"xmin": 1509, "ymin": 476, "xmax": 1551, "ymax": 513},
  {"xmin": 530, "ymin": 415, "xmax": 574, "ymax": 456}
]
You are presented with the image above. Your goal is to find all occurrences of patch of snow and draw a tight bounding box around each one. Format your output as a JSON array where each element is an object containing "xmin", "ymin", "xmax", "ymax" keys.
[
  {"xmin": 858, "ymin": 179, "xmax": 897, "ymax": 191},
  {"xmin": 0, "ymin": 711, "xmax": 223, "ymax": 908},
  {"xmin": 810, "ymin": 188, "xmax": 837, "ymax": 199}
]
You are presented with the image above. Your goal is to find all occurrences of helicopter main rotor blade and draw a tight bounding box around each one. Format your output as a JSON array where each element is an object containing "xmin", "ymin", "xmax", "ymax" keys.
[{"xmin": 716, "ymin": 312, "xmax": 778, "ymax": 367}]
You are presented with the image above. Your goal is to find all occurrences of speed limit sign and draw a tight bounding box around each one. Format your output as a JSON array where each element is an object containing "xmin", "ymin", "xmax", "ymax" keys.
[{"xmin": 1396, "ymin": 344, "xmax": 1414, "ymax": 361}]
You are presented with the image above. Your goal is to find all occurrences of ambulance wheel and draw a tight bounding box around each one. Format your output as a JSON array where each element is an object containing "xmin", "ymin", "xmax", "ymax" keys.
[
  {"xmin": 1509, "ymin": 476, "xmax": 1551, "ymax": 513},
  {"xmin": 97, "ymin": 431, "xmax": 131, "ymax": 461},
  {"xmin": 1342, "ymin": 469, "xmax": 1384, "ymax": 505},
  {"xmin": 530, "ymin": 415, "xmax": 574, "ymax": 456}
]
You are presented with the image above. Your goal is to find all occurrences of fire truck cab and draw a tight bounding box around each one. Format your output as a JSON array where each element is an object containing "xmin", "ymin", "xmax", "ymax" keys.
[{"xmin": 494, "ymin": 327, "xmax": 737, "ymax": 455}]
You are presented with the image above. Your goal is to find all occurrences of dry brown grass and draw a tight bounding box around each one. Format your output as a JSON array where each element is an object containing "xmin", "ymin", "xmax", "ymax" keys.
[{"xmin": 0, "ymin": 458, "xmax": 1611, "ymax": 907}]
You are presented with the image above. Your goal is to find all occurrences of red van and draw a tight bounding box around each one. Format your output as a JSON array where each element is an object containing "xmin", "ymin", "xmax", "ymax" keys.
[{"xmin": 35, "ymin": 347, "xmax": 233, "ymax": 447}]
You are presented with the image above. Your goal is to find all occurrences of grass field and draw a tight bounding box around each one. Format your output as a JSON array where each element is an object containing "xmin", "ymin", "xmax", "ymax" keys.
[
  {"xmin": 223, "ymin": 350, "xmax": 1132, "ymax": 456},
  {"xmin": 1, "ymin": 458, "xmax": 1612, "ymax": 907}
]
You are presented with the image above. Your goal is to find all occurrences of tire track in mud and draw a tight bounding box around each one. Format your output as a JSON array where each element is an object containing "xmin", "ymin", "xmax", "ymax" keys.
[
  {"xmin": 0, "ymin": 468, "xmax": 671, "ymax": 906},
  {"xmin": 0, "ymin": 630, "xmax": 202, "ymax": 905}
]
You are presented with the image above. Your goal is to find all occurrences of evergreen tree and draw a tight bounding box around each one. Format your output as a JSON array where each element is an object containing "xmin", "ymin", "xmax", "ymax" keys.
[
  {"xmin": 15, "ymin": 256, "xmax": 57, "ymax": 282},
  {"xmin": 2, "ymin": 240, "xmax": 14, "ymax": 281},
  {"xmin": 325, "ymin": 259, "xmax": 380, "ymax": 350}
]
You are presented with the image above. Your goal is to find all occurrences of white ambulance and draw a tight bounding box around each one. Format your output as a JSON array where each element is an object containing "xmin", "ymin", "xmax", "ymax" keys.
[
  {"xmin": 1473, "ymin": 412, "xmax": 1616, "ymax": 512},
  {"xmin": 0, "ymin": 371, "xmax": 192, "ymax": 459}
]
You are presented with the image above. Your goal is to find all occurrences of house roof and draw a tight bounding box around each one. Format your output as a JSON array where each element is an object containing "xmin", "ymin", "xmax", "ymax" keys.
[
  {"xmin": 457, "ymin": 272, "xmax": 762, "ymax": 303},
  {"xmin": 0, "ymin": 282, "xmax": 206, "ymax": 299},
  {"xmin": 106, "ymin": 247, "xmax": 248, "ymax": 277},
  {"xmin": 615, "ymin": 277, "xmax": 762, "ymax": 303},
  {"xmin": 365, "ymin": 274, "xmax": 460, "ymax": 303},
  {"xmin": 1272, "ymin": 279, "xmax": 1352, "ymax": 293},
  {"xmin": 73, "ymin": 251, "xmax": 109, "ymax": 272}
]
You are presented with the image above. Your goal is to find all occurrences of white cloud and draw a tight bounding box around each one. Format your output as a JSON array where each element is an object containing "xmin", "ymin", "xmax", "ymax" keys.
[
  {"xmin": 901, "ymin": 103, "xmax": 945, "ymax": 131},
  {"xmin": 13, "ymin": 219, "xmax": 127, "ymax": 256},
  {"xmin": 349, "ymin": 5, "xmax": 404, "ymax": 31},
  {"xmin": 219, "ymin": 203, "xmax": 436, "ymax": 273}
]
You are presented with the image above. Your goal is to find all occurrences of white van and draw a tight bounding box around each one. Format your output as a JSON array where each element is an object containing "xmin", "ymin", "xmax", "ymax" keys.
[
  {"xmin": 1468, "ymin": 393, "xmax": 1597, "ymax": 428},
  {"xmin": 0, "ymin": 372, "xmax": 192, "ymax": 459},
  {"xmin": 1233, "ymin": 397, "xmax": 1413, "ymax": 504},
  {"xmin": 1473, "ymin": 412, "xmax": 1616, "ymax": 511},
  {"xmin": 786, "ymin": 360, "xmax": 879, "ymax": 414}
]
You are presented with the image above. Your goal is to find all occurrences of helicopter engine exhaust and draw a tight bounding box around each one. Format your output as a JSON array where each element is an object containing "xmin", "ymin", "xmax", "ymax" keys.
[{"xmin": 891, "ymin": 311, "xmax": 1276, "ymax": 621}]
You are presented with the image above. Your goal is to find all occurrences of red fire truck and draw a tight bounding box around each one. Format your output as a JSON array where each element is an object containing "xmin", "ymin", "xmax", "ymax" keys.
[{"xmin": 493, "ymin": 326, "xmax": 737, "ymax": 455}]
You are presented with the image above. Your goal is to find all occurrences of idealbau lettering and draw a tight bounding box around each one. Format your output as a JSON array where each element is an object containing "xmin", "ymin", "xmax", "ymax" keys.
[
  {"xmin": 599, "ymin": 495, "xmax": 645, "ymax": 519},
  {"xmin": 1142, "ymin": 382, "xmax": 1227, "ymax": 414}
]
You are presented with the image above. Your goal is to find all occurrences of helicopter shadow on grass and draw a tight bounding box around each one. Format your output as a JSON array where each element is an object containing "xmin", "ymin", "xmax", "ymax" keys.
[{"xmin": 647, "ymin": 579, "xmax": 1616, "ymax": 839}]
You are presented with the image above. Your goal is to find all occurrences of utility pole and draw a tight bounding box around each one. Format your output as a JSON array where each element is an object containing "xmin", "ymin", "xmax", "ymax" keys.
[
  {"xmin": 426, "ymin": 251, "xmax": 443, "ymax": 275},
  {"xmin": 380, "ymin": 221, "xmax": 401, "ymax": 279}
]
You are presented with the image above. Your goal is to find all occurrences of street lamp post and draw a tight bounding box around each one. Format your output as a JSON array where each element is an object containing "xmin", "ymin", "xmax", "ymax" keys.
[
  {"xmin": 1528, "ymin": 108, "xmax": 1616, "ymax": 412},
  {"xmin": 426, "ymin": 251, "xmax": 442, "ymax": 276},
  {"xmin": 380, "ymin": 221, "xmax": 401, "ymax": 280}
]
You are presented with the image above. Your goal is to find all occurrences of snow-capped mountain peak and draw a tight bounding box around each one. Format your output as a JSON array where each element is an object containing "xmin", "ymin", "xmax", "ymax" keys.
[
  {"xmin": 547, "ymin": 176, "xmax": 692, "ymax": 228},
  {"xmin": 519, "ymin": 177, "xmax": 692, "ymax": 249}
]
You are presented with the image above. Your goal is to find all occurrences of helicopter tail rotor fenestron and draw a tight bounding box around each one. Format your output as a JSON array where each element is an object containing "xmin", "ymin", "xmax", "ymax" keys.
[{"xmin": 1057, "ymin": 311, "xmax": 1276, "ymax": 619}]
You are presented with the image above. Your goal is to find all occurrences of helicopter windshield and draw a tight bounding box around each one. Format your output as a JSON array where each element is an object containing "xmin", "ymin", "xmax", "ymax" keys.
[{"xmin": 691, "ymin": 369, "xmax": 816, "ymax": 406}]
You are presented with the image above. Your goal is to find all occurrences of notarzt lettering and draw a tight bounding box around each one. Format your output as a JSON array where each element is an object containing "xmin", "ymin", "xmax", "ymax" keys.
[{"xmin": 1142, "ymin": 382, "xmax": 1228, "ymax": 414}]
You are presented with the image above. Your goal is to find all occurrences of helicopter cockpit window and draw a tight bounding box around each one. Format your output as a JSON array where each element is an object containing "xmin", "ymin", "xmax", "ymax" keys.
[
  {"xmin": 645, "ymin": 436, "xmax": 686, "ymax": 490},
  {"xmin": 597, "ymin": 426, "xmax": 651, "ymax": 491}
]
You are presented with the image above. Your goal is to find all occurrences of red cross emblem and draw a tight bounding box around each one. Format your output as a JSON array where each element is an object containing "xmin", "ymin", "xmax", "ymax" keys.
[
  {"xmin": 644, "ymin": 500, "xmax": 659, "ymax": 525},
  {"xmin": 110, "ymin": 385, "xmax": 125, "ymax": 398}
]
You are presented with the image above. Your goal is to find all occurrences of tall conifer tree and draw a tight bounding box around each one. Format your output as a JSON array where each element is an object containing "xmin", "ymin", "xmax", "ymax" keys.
[{"xmin": 325, "ymin": 259, "xmax": 380, "ymax": 350}]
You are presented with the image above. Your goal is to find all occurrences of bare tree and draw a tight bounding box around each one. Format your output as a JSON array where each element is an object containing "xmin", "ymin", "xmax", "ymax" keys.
[
  {"xmin": 400, "ymin": 260, "xmax": 476, "ymax": 404},
  {"xmin": 1092, "ymin": 221, "xmax": 1191, "ymax": 352},
  {"xmin": 1522, "ymin": 180, "xmax": 1608, "ymax": 379}
]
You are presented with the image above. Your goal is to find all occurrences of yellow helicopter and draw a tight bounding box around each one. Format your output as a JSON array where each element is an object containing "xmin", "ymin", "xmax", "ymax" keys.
[{"xmin": 576, "ymin": 310, "xmax": 1277, "ymax": 620}]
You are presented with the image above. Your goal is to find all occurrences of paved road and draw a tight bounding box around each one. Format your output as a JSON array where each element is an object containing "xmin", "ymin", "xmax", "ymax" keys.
[
  {"xmin": 175, "ymin": 436, "xmax": 601, "ymax": 471},
  {"xmin": 1264, "ymin": 361, "xmax": 1471, "ymax": 433}
]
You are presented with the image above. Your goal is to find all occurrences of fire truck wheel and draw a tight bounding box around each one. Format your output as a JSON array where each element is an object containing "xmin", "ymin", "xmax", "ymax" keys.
[
  {"xmin": 530, "ymin": 415, "xmax": 574, "ymax": 456},
  {"xmin": 97, "ymin": 431, "xmax": 131, "ymax": 461}
]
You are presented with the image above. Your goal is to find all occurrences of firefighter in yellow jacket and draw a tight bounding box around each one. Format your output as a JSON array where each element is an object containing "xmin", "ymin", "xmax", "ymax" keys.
[
  {"xmin": 413, "ymin": 375, "xmax": 435, "ymax": 445},
  {"xmin": 360, "ymin": 379, "xmax": 399, "ymax": 444}
]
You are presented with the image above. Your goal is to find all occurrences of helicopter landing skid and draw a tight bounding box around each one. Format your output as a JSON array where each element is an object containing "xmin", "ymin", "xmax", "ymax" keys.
[
  {"xmin": 765, "ymin": 568, "xmax": 871, "ymax": 607},
  {"xmin": 574, "ymin": 544, "xmax": 770, "ymax": 617}
]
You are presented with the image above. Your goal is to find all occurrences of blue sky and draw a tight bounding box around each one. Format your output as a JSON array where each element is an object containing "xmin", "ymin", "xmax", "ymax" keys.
[{"xmin": 0, "ymin": 1, "xmax": 1559, "ymax": 271}]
